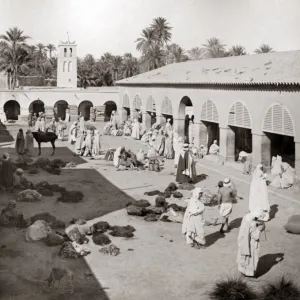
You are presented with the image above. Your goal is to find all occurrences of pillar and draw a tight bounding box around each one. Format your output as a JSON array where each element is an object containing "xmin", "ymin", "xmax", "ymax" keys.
[
  {"xmin": 295, "ymin": 142, "xmax": 300, "ymax": 184},
  {"xmin": 175, "ymin": 118, "xmax": 185, "ymax": 139},
  {"xmin": 69, "ymin": 105, "xmax": 78, "ymax": 122},
  {"xmin": 252, "ymin": 133, "xmax": 271, "ymax": 171},
  {"xmin": 143, "ymin": 112, "xmax": 151, "ymax": 131},
  {"xmin": 219, "ymin": 126, "xmax": 235, "ymax": 164},
  {"xmin": 199, "ymin": 122, "xmax": 208, "ymax": 147},
  {"xmin": 193, "ymin": 122, "xmax": 201, "ymax": 148},
  {"xmin": 18, "ymin": 107, "xmax": 29, "ymax": 122}
]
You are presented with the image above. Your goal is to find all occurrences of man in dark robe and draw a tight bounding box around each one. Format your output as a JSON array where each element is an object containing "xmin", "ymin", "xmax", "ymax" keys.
[
  {"xmin": 176, "ymin": 144, "xmax": 197, "ymax": 184},
  {"xmin": 0, "ymin": 153, "xmax": 14, "ymax": 192},
  {"xmin": 15, "ymin": 128, "xmax": 25, "ymax": 155}
]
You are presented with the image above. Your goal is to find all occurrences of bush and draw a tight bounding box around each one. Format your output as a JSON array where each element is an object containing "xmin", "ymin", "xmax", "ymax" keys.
[
  {"xmin": 209, "ymin": 277, "xmax": 257, "ymax": 300},
  {"xmin": 261, "ymin": 276, "xmax": 300, "ymax": 300}
]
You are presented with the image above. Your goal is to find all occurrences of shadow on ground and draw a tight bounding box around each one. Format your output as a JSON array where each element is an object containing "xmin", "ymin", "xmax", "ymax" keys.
[
  {"xmin": 256, "ymin": 253, "xmax": 284, "ymax": 278},
  {"xmin": 0, "ymin": 147, "xmax": 136, "ymax": 300},
  {"xmin": 0, "ymin": 122, "xmax": 15, "ymax": 144}
]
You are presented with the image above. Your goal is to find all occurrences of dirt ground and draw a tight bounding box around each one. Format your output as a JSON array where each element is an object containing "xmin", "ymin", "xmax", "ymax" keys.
[{"xmin": 0, "ymin": 126, "xmax": 300, "ymax": 300}]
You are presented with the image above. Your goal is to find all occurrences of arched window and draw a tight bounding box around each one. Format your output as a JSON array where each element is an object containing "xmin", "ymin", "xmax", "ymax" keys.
[
  {"xmin": 263, "ymin": 103, "xmax": 295, "ymax": 137},
  {"xmin": 64, "ymin": 48, "xmax": 67, "ymax": 57},
  {"xmin": 68, "ymin": 61, "xmax": 72, "ymax": 72},
  {"xmin": 228, "ymin": 101, "xmax": 252, "ymax": 129},
  {"xmin": 70, "ymin": 48, "xmax": 72, "ymax": 57},
  {"xmin": 63, "ymin": 61, "xmax": 67, "ymax": 72}
]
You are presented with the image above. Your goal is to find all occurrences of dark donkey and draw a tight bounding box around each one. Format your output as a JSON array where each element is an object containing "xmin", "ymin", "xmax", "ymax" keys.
[{"xmin": 32, "ymin": 131, "xmax": 58, "ymax": 156}]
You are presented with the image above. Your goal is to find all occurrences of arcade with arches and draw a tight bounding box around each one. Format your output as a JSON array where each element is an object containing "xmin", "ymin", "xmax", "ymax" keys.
[
  {"xmin": 78, "ymin": 100, "xmax": 93, "ymax": 121},
  {"xmin": 29, "ymin": 100, "xmax": 45, "ymax": 115},
  {"xmin": 145, "ymin": 95, "xmax": 156, "ymax": 128},
  {"xmin": 54, "ymin": 100, "xmax": 69, "ymax": 121},
  {"xmin": 3, "ymin": 100, "xmax": 20, "ymax": 120},
  {"xmin": 227, "ymin": 101, "xmax": 253, "ymax": 161},
  {"xmin": 200, "ymin": 100, "xmax": 220, "ymax": 153},
  {"xmin": 104, "ymin": 101, "xmax": 117, "ymax": 122},
  {"xmin": 262, "ymin": 103, "xmax": 295, "ymax": 168},
  {"xmin": 178, "ymin": 96, "xmax": 193, "ymax": 143},
  {"xmin": 122, "ymin": 94, "xmax": 130, "ymax": 121},
  {"xmin": 161, "ymin": 96, "xmax": 173, "ymax": 127}
]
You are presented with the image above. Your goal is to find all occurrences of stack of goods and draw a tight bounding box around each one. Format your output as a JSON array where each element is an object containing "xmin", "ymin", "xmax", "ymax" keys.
[{"xmin": 95, "ymin": 106, "xmax": 105, "ymax": 122}]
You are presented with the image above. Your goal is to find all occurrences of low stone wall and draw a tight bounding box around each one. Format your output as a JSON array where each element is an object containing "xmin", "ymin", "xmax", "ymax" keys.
[{"xmin": 18, "ymin": 76, "xmax": 45, "ymax": 87}]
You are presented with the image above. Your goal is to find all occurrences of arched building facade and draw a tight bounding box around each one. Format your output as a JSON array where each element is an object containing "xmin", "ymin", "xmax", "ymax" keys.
[{"xmin": 116, "ymin": 50, "xmax": 300, "ymax": 182}]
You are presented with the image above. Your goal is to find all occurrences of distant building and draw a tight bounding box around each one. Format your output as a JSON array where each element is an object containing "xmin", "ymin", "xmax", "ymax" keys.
[{"xmin": 116, "ymin": 50, "xmax": 300, "ymax": 182}]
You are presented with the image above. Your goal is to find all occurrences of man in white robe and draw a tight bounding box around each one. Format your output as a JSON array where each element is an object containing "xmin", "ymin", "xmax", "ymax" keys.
[{"xmin": 182, "ymin": 188, "xmax": 206, "ymax": 249}]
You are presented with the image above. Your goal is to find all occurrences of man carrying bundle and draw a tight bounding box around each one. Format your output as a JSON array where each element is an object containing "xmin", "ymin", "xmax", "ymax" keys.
[{"xmin": 217, "ymin": 178, "xmax": 237, "ymax": 233}]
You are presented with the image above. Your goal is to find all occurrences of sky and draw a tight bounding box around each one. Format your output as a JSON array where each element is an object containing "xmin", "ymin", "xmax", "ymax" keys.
[{"xmin": 0, "ymin": 0, "xmax": 299, "ymax": 58}]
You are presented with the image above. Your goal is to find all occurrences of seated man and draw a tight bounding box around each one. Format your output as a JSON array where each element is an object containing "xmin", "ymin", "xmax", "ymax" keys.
[{"xmin": 209, "ymin": 140, "xmax": 220, "ymax": 155}]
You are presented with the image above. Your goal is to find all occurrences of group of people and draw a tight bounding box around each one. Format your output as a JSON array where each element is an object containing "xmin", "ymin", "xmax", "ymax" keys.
[
  {"xmin": 69, "ymin": 115, "xmax": 101, "ymax": 158},
  {"xmin": 15, "ymin": 128, "xmax": 34, "ymax": 156},
  {"xmin": 181, "ymin": 163, "xmax": 271, "ymax": 278}
]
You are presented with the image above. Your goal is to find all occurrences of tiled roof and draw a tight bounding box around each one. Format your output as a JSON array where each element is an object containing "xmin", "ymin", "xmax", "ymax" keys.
[{"xmin": 116, "ymin": 50, "xmax": 300, "ymax": 86}]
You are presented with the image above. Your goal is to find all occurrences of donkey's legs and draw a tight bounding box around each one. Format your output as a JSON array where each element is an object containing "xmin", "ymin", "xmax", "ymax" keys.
[
  {"xmin": 50, "ymin": 140, "xmax": 56, "ymax": 156},
  {"xmin": 38, "ymin": 142, "xmax": 41, "ymax": 156}
]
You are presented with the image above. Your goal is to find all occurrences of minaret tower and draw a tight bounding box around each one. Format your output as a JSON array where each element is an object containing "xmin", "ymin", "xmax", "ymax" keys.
[{"xmin": 57, "ymin": 34, "xmax": 77, "ymax": 88}]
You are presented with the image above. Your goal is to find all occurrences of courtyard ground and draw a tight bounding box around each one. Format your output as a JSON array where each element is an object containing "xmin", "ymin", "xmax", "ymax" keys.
[{"xmin": 0, "ymin": 123, "xmax": 299, "ymax": 300}]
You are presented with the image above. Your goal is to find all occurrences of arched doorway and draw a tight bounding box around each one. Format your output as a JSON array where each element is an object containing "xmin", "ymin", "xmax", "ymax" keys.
[
  {"xmin": 78, "ymin": 100, "xmax": 93, "ymax": 121},
  {"xmin": 122, "ymin": 94, "xmax": 130, "ymax": 121},
  {"xmin": 54, "ymin": 100, "xmax": 69, "ymax": 121},
  {"xmin": 200, "ymin": 100, "xmax": 220, "ymax": 153},
  {"xmin": 262, "ymin": 103, "xmax": 295, "ymax": 168},
  {"xmin": 104, "ymin": 101, "xmax": 117, "ymax": 122},
  {"xmin": 132, "ymin": 95, "xmax": 142, "ymax": 123},
  {"xmin": 178, "ymin": 96, "xmax": 193, "ymax": 143},
  {"xmin": 146, "ymin": 95, "xmax": 156, "ymax": 129},
  {"xmin": 161, "ymin": 96, "xmax": 173, "ymax": 127},
  {"xmin": 228, "ymin": 101, "xmax": 252, "ymax": 161},
  {"xmin": 29, "ymin": 100, "xmax": 45, "ymax": 116},
  {"xmin": 3, "ymin": 100, "xmax": 20, "ymax": 120}
]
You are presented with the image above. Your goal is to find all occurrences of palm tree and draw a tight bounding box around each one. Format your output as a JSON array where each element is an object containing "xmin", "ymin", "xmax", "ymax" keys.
[
  {"xmin": 135, "ymin": 28, "xmax": 156, "ymax": 53},
  {"xmin": 92, "ymin": 59, "xmax": 113, "ymax": 86},
  {"xmin": 46, "ymin": 44, "xmax": 56, "ymax": 59},
  {"xmin": 36, "ymin": 43, "xmax": 47, "ymax": 61},
  {"xmin": 167, "ymin": 44, "xmax": 189, "ymax": 63},
  {"xmin": 254, "ymin": 44, "xmax": 274, "ymax": 54},
  {"xmin": 227, "ymin": 45, "xmax": 247, "ymax": 56},
  {"xmin": 109, "ymin": 55, "xmax": 123, "ymax": 82},
  {"xmin": 0, "ymin": 27, "xmax": 31, "ymax": 89},
  {"xmin": 187, "ymin": 47, "xmax": 205, "ymax": 60},
  {"xmin": 122, "ymin": 53, "xmax": 139, "ymax": 78},
  {"xmin": 39, "ymin": 61, "xmax": 54, "ymax": 79},
  {"xmin": 151, "ymin": 17, "xmax": 172, "ymax": 46},
  {"xmin": 141, "ymin": 44, "xmax": 165, "ymax": 71},
  {"xmin": 202, "ymin": 37, "xmax": 226, "ymax": 58}
]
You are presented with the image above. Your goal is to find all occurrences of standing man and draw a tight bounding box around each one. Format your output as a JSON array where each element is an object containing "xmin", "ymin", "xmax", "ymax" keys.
[{"xmin": 217, "ymin": 178, "xmax": 237, "ymax": 233}]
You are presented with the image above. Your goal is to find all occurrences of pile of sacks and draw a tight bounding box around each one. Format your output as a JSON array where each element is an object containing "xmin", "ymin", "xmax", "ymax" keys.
[
  {"xmin": 59, "ymin": 219, "xmax": 136, "ymax": 258},
  {"xmin": 269, "ymin": 155, "xmax": 295, "ymax": 189},
  {"xmin": 126, "ymin": 182, "xmax": 186, "ymax": 223},
  {"xmin": 31, "ymin": 157, "xmax": 69, "ymax": 175},
  {"xmin": 126, "ymin": 197, "xmax": 186, "ymax": 223},
  {"xmin": 15, "ymin": 180, "xmax": 84, "ymax": 203}
]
